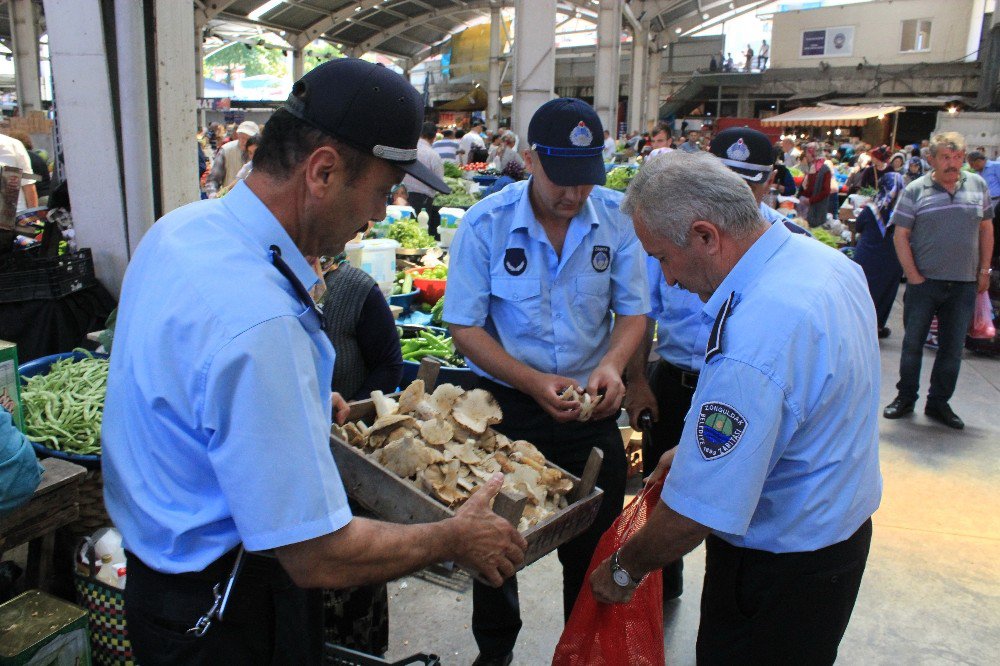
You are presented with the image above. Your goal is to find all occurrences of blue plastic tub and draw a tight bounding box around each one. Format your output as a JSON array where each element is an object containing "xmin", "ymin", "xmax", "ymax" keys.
[
  {"xmin": 397, "ymin": 325, "xmax": 476, "ymax": 390},
  {"xmin": 19, "ymin": 351, "xmax": 109, "ymax": 469},
  {"xmin": 388, "ymin": 288, "xmax": 421, "ymax": 314}
]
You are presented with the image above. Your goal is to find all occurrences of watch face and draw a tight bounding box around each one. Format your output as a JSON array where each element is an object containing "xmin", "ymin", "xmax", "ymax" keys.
[{"xmin": 613, "ymin": 568, "xmax": 632, "ymax": 587}]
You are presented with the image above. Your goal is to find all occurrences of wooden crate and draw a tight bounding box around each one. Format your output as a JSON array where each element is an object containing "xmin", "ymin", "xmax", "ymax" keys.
[{"xmin": 330, "ymin": 359, "xmax": 605, "ymax": 572}]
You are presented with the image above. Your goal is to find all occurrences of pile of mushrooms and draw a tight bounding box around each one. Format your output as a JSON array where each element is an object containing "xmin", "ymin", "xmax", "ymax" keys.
[{"xmin": 335, "ymin": 381, "xmax": 575, "ymax": 531}]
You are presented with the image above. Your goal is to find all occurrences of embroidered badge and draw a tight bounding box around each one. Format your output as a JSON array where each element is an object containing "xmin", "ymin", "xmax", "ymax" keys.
[
  {"xmin": 696, "ymin": 402, "xmax": 748, "ymax": 461},
  {"xmin": 726, "ymin": 138, "xmax": 751, "ymax": 163},
  {"xmin": 591, "ymin": 245, "xmax": 611, "ymax": 272},
  {"xmin": 504, "ymin": 247, "xmax": 528, "ymax": 276},
  {"xmin": 570, "ymin": 121, "xmax": 593, "ymax": 147}
]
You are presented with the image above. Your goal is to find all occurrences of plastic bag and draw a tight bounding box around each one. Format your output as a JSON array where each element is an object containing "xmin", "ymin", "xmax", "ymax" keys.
[
  {"xmin": 552, "ymin": 479, "xmax": 666, "ymax": 666},
  {"xmin": 969, "ymin": 291, "xmax": 996, "ymax": 339}
]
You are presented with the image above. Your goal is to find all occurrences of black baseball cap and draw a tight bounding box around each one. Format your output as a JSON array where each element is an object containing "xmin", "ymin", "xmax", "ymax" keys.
[
  {"xmin": 284, "ymin": 58, "xmax": 448, "ymax": 193},
  {"xmin": 709, "ymin": 127, "xmax": 775, "ymax": 183},
  {"xmin": 527, "ymin": 98, "xmax": 606, "ymax": 187}
]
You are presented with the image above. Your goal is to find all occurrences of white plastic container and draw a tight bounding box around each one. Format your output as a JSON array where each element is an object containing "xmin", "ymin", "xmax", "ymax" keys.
[
  {"xmin": 438, "ymin": 207, "xmax": 465, "ymax": 228},
  {"xmin": 356, "ymin": 239, "xmax": 400, "ymax": 297},
  {"xmin": 344, "ymin": 241, "xmax": 364, "ymax": 268},
  {"xmin": 386, "ymin": 205, "xmax": 416, "ymax": 222},
  {"xmin": 439, "ymin": 226, "xmax": 459, "ymax": 248}
]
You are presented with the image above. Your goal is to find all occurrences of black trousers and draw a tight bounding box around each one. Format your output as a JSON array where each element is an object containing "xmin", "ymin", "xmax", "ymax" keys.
[
  {"xmin": 471, "ymin": 378, "xmax": 628, "ymax": 658},
  {"xmin": 125, "ymin": 549, "xmax": 324, "ymax": 665},
  {"xmin": 406, "ymin": 192, "xmax": 441, "ymax": 240},
  {"xmin": 697, "ymin": 518, "xmax": 873, "ymax": 665},
  {"xmin": 642, "ymin": 359, "xmax": 699, "ymax": 596}
]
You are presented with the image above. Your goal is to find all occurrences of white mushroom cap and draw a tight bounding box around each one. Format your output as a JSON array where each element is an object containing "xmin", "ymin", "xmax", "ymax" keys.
[{"xmin": 452, "ymin": 389, "xmax": 503, "ymax": 434}]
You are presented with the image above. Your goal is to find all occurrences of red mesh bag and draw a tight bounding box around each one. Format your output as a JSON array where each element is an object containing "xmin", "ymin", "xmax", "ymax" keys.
[{"xmin": 552, "ymin": 479, "xmax": 665, "ymax": 666}]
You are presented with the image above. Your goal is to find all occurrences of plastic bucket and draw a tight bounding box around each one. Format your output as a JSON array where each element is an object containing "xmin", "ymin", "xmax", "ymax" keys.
[
  {"xmin": 439, "ymin": 227, "xmax": 458, "ymax": 248},
  {"xmin": 356, "ymin": 239, "xmax": 399, "ymax": 297},
  {"xmin": 386, "ymin": 205, "xmax": 416, "ymax": 222},
  {"xmin": 438, "ymin": 207, "xmax": 465, "ymax": 228},
  {"xmin": 344, "ymin": 241, "xmax": 364, "ymax": 268}
]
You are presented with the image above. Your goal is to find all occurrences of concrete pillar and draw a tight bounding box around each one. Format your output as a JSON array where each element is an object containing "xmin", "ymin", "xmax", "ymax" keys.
[
  {"xmin": 195, "ymin": 28, "xmax": 205, "ymax": 99},
  {"xmin": 736, "ymin": 91, "xmax": 753, "ymax": 118},
  {"xmin": 43, "ymin": 0, "xmax": 129, "ymax": 295},
  {"xmin": 152, "ymin": 0, "xmax": 199, "ymax": 214},
  {"xmin": 512, "ymin": 0, "xmax": 556, "ymax": 144},
  {"xmin": 628, "ymin": 27, "xmax": 648, "ymax": 134},
  {"xmin": 291, "ymin": 47, "xmax": 304, "ymax": 81},
  {"xmin": 114, "ymin": 0, "xmax": 156, "ymax": 256},
  {"xmin": 487, "ymin": 5, "xmax": 502, "ymax": 132},
  {"xmin": 593, "ymin": 0, "xmax": 623, "ymax": 136},
  {"xmin": 9, "ymin": 0, "xmax": 42, "ymax": 114},
  {"xmin": 645, "ymin": 44, "xmax": 662, "ymax": 127}
]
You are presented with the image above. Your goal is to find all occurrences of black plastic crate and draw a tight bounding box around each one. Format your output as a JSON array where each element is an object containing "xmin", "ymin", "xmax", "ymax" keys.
[
  {"xmin": 323, "ymin": 644, "xmax": 440, "ymax": 666},
  {"xmin": 0, "ymin": 248, "xmax": 96, "ymax": 303}
]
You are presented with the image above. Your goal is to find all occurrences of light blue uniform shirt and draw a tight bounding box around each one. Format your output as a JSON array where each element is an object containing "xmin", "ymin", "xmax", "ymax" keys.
[
  {"xmin": 443, "ymin": 179, "xmax": 649, "ymax": 386},
  {"xmin": 661, "ymin": 221, "xmax": 883, "ymax": 552},
  {"xmin": 646, "ymin": 202, "xmax": 796, "ymax": 373},
  {"xmin": 103, "ymin": 181, "xmax": 353, "ymax": 573},
  {"xmin": 979, "ymin": 159, "xmax": 1000, "ymax": 200}
]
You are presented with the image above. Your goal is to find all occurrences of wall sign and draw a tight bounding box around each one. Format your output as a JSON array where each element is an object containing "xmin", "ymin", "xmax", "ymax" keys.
[{"xmin": 801, "ymin": 26, "xmax": 855, "ymax": 58}]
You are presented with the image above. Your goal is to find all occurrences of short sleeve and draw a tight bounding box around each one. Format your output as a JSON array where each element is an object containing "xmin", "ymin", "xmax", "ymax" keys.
[
  {"xmin": 12, "ymin": 140, "xmax": 32, "ymax": 175},
  {"xmin": 982, "ymin": 185, "xmax": 994, "ymax": 219},
  {"xmin": 609, "ymin": 224, "xmax": 651, "ymax": 316},
  {"xmin": 889, "ymin": 186, "xmax": 917, "ymax": 229},
  {"xmin": 442, "ymin": 216, "xmax": 493, "ymax": 327},
  {"xmin": 661, "ymin": 359, "xmax": 789, "ymax": 536},
  {"xmin": 646, "ymin": 255, "xmax": 663, "ymax": 321},
  {"xmin": 202, "ymin": 317, "xmax": 352, "ymax": 551}
]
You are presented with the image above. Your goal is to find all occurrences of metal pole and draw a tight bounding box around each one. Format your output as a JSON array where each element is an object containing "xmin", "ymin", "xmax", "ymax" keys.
[{"xmin": 890, "ymin": 110, "xmax": 900, "ymax": 149}]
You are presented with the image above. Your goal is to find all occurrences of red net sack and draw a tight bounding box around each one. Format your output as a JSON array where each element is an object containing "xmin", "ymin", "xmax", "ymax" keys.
[
  {"xmin": 552, "ymin": 479, "xmax": 666, "ymax": 666},
  {"xmin": 969, "ymin": 291, "xmax": 996, "ymax": 339}
]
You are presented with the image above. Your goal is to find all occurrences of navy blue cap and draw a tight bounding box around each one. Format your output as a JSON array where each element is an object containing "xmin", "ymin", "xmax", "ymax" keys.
[
  {"xmin": 528, "ymin": 98, "xmax": 606, "ymax": 187},
  {"xmin": 708, "ymin": 127, "xmax": 775, "ymax": 183},
  {"xmin": 284, "ymin": 58, "xmax": 448, "ymax": 193}
]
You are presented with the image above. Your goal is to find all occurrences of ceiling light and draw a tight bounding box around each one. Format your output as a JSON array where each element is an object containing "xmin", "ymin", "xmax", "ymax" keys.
[
  {"xmin": 702, "ymin": 13, "xmax": 709, "ymax": 20},
  {"xmin": 248, "ymin": 0, "xmax": 283, "ymax": 21},
  {"xmin": 675, "ymin": 27, "xmax": 682, "ymax": 34},
  {"xmin": 947, "ymin": 106, "xmax": 958, "ymax": 114}
]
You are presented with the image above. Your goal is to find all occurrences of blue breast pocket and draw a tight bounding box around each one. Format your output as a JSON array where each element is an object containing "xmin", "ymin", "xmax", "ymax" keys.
[
  {"xmin": 491, "ymin": 276, "xmax": 542, "ymax": 335},
  {"xmin": 573, "ymin": 274, "xmax": 612, "ymax": 331}
]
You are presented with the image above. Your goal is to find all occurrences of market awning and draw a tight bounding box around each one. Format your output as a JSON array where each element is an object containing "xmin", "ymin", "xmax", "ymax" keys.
[
  {"xmin": 760, "ymin": 104, "xmax": 905, "ymax": 127},
  {"xmin": 436, "ymin": 86, "xmax": 487, "ymax": 111}
]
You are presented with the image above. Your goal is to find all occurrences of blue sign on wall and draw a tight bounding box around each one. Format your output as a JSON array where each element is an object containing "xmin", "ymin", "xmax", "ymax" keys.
[{"xmin": 801, "ymin": 30, "xmax": 826, "ymax": 56}]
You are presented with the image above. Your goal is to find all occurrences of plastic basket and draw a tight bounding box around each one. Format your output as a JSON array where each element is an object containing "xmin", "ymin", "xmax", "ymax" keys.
[
  {"xmin": 74, "ymin": 554, "xmax": 136, "ymax": 666},
  {"xmin": 397, "ymin": 325, "xmax": 475, "ymax": 390},
  {"xmin": 387, "ymin": 289, "xmax": 421, "ymax": 314},
  {"xmin": 0, "ymin": 248, "xmax": 96, "ymax": 303}
]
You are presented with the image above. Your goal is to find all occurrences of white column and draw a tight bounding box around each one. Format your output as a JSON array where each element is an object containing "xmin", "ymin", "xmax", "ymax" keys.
[
  {"xmin": 152, "ymin": 0, "xmax": 199, "ymax": 214},
  {"xmin": 9, "ymin": 0, "xmax": 42, "ymax": 114},
  {"xmin": 43, "ymin": 0, "xmax": 129, "ymax": 295},
  {"xmin": 593, "ymin": 0, "xmax": 623, "ymax": 136},
  {"xmin": 487, "ymin": 5, "xmax": 502, "ymax": 132},
  {"xmin": 628, "ymin": 26, "xmax": 648, "ymax": 134},
  {"xmin": 512, "ymin": 0, "xmax": 556, "ymax": 144},
  {"xmin": 291, "ymin": 47, "xmax": 304, "ymax": 81},
  {"xmin": 645, "ymin": 43, "xmax": 662, "ymax": 130},
  {"xmin": 194, "ymin": 27, "xmax": 205, "ymax": 99},
  {"xmin": 115, "ymin": 0, "xmax": 156, "ymax": 256}
]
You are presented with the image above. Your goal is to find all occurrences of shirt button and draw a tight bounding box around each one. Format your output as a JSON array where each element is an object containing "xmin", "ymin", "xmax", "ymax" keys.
[
  {"xmin": 558, "ymin": 345, "xmax": 566, "ymax": 352},
  {"xmin": 555, "ymin": 312, "xmax": 562, "ymax": 318}
]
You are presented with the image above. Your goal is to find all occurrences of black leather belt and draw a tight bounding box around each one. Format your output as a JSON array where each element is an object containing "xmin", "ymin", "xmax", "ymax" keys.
[{"xmin": 661, "ymin": 360, "xmax": 699, "ymax": 390}]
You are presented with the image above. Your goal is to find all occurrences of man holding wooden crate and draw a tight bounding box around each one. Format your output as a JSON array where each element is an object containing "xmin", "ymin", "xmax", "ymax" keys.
[
  {"xmin": 102, "ymin": 59, "xmax": 526, "ymax": 665},
  {"xmin": 444, "ymin": 97, "xmax": 650, "ymax": 666}
]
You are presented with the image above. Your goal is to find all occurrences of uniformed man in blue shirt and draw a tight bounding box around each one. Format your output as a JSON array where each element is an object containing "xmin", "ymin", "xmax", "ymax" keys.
[
  {"xmin": 444, "ymin": 98, "xmax": 650, "ymax": 665},
  {"xmin": 592, "ymin": 151, "xmax": 882, "ymax": 664},
  {"xmin": 102, "ymin": 59, "xmax": 526, "ymax": 665},
  {"xmin": 624, "ymin": 127, "xmax": 810, "ymax": 601}
]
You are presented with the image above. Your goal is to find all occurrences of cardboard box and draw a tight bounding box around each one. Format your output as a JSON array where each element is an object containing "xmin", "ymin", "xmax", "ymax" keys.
[
  {"xmin": 0, "ymin": 590, "xmax": 90, "ymax": 665},
  {"xmin": 0, "ymin": 340, "xmax": 22, "ymax": 431}
]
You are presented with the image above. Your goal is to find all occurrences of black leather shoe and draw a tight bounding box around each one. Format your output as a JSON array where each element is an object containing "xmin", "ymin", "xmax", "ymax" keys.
[
  {"xmin": 925, "ymin": 401, "xmax": 964, "ymax": 429},
  {"xmin": 883, "ymin": 397, "xmax": 915, "ymax": 419},
  {"xmin": 878, "ymin": 327, "xmax": 891, "ymax": 339},
  {"xmin": 472, "ymin": 653, "xmax": 513, "ymax": 666}
]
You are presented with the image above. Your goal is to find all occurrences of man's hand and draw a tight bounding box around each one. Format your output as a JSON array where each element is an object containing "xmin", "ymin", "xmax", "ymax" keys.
[
  {"xmin": 586, "ymin": 363, "xmax": 626, "ymax": 421},
  {"xmin": 644, "ymin": 448, "xmax": 676, "ymax": 487},
  {"xmin": 623, "ymin": 379, "xmax": 658, "ymax": 431},
  {"xmin": 332, "ymin": 392, "xmax": 350, "ymax": 426},
  {"xmin": 907, "ymin": 273, "xmax": 926, "ymax": 286},
  {"xmin": 978, "ymin": 272, "xmax": 990, "ymax": 294},
  {"xmin": 449, "ymin": 473, "xmax": 528, "ymax": 586},
  {"xmin": 524, "ymin": 372, "xmax": 581, "ymax": 422},
  {"xmin": 590, "ymin": 556, "xmax": 636, "ymax": 605}
]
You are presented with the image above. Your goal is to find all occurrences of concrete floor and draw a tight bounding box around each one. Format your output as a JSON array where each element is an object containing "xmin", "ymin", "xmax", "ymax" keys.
[{"xmin": 385, "ymin": 290, "xmax": 1000, "ymax": 665}]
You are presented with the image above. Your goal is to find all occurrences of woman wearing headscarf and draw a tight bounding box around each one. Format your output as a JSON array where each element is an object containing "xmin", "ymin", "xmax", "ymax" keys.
[
  {"xmin": 801, "ymin": 142, "xmax": 832, "ymax": 228},
  {"xmin": 853, "ymin": 170, "xmax": 906, "ymax": 338},
  {"xmin": 903, "ymin": 155, "xmax": 924, "ymax": 185},
  {"xmin": 852, "ymin": 145, "xmax": 891, "ymax": 193}
]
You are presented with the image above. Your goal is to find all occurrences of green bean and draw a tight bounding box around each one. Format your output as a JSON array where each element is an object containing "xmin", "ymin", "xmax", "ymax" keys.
[{"xmin": 22, "ymin": 355, "xmax": 109, "ymax": 456}]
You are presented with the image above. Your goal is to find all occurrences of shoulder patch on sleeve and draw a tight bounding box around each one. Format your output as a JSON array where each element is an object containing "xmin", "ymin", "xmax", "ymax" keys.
[
  {"xmin": 696, "ymin": 401, "xmax": 748, "ymax": 461},
  {"xmin": 705, "ymin": 291, "xmax": 736, "ymax": 364}
]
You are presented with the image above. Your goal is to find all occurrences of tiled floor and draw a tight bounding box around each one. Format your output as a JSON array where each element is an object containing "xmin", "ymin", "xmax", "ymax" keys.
[{"xmin": 387, "ymin": 289, "xmax": 1000, "ymax": 665}]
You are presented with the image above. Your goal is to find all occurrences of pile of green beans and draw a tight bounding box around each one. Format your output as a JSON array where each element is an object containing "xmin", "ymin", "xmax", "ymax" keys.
[
  {"xmin": 399, "ymin": 329, "xmax": 466, "ymax": 368},
  {"xmin": 22, "ymin": 353, "xmax": 109, "ymax": 455}
]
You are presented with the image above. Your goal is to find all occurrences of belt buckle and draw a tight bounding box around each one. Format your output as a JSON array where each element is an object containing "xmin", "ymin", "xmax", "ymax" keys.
[{"xmin": 680, "ymin": 371, "xmax": 699, "ymax": 390}]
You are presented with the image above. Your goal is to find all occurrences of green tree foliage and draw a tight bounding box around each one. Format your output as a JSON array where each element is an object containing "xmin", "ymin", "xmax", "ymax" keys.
[
  {"xmin": 204, "ymin": 42, "xmax": 286, "ymax": 83},
  {"xmin": 304, "ymin": 42, "xmax": 344, "ymax": 73}
]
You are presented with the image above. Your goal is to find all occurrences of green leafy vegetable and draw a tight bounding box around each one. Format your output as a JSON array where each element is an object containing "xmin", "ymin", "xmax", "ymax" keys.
[
  {"xmin": 386, "ymin": 218, "xmax": 437, "ymax": 249},
  {"xmin": 810, "ymin": 227, "xmax": 840, "ymax": 248},
  {"xmin": 444, "ymin": 161, "xmax": 464, "ymax": 179},
  {"xmin": 432, "ymin": 191, "xmax": 479, "ymax": 208},
  {"xmin": 605, "ymin": 166, "xmax": 637, "ymax": 192}
]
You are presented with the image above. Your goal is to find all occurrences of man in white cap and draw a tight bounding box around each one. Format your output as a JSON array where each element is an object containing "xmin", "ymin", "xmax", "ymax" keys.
[{"xmin": 208, "ymin": 120, "xmax": 259, "ymax": 195}]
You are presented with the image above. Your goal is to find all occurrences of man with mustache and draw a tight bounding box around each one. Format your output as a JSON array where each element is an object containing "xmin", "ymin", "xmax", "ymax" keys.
[
  {"xmin": 443, "ymin": 98, "xmax": 650, "ymax": 665},
  {"xmin": 883, "ymin": 132, "xmax": 995, "ymax": 429}
]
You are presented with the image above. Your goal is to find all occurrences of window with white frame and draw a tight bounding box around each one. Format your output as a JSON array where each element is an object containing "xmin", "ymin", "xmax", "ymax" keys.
[{"xmin": 900, "ymin": 18, "xmax": 932, "ymax": 52}]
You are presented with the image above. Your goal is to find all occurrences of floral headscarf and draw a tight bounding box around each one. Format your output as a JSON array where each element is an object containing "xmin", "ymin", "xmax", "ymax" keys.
[{"xmin": 868, "ymin": 170, "xmax": 905, "ymax": 236}]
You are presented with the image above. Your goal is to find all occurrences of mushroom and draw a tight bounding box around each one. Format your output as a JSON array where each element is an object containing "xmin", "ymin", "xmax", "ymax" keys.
[
  {"xmin": 397, "ymin": 380, "xmax": 425, "ymax": 415},
  {"xmin": 370, "ymin": 390, "xmax": 399, "ymax": 418},
  {"xmin": 444, "ymin": 441, "xmax": 482, "ymax": 465},
  {"xmin": 378, "ymin": 436, "xmax": 444, "ymax": 478},
  {"xmin": 419, "ymin": 418, "xmax": 454, "ymax": 446},
  {"xmin": 368, "ymin": 414, "xmax": 418, "ymax": 449},
  {"xmin": 430, "ymin": 383, "xmax": 465, "ymax": 417},
  {"xmin": 340, "ymin": 422, "xmax": 366, "ymax": 448},
  {"xmin": 452, "ymin": 389, "xmax": 503, "ymax": 434}
]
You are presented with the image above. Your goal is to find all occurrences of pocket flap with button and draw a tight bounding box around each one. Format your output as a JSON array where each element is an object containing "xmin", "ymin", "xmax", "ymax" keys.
[{"xmin": 491, "ymin": 276, "xmax": 542, "ymax": 302}]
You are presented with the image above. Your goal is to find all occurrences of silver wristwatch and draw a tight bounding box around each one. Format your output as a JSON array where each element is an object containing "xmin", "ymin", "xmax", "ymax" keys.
[{"xmin": 610, "ymin": 550, "xmax": 642, "ymax": 589}]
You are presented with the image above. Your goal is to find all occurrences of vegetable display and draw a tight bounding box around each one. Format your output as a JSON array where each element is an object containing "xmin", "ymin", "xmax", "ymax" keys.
[
  {"xmin": 415, "ymin": 265, "xmax": 448, "ymax": 280},
  {"xmin": 443, "ymin": 161, "xmax": 464, "ymax": 179},
  {"xmin": 605, "ymin": 166, "xmax": 636, "ymax": 192},
  {"xmin": 22, "ymin": 353, "xmax": 109, "ymax": 455},
  {"xmin": 432, "ymin": 191, "xmax": 479, "ymax": 208},
  {"xmin": 443, "ymin": 176, "xmax": 466, "ymax": 193},
  {"xmin": 430, "ymin": 296, "xmax": 445, "ymax": 326},
  {"xmin": 386, "ymin": 218, "xmax": 436, "ymax": 249},
  {"xmin": 462, "ymin": 162, "xmax": 489, "ymax": 172},
  {"xmin": 391, "ymin": 270, "xmax": 415, "ymax": 296},
  {"xmin": 399, "ymin": 328, "xmax": 465, "ymax": 367},
  {"xmin": 809, "ymin": 226, "xmax": 841, "ymax": 249}
]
